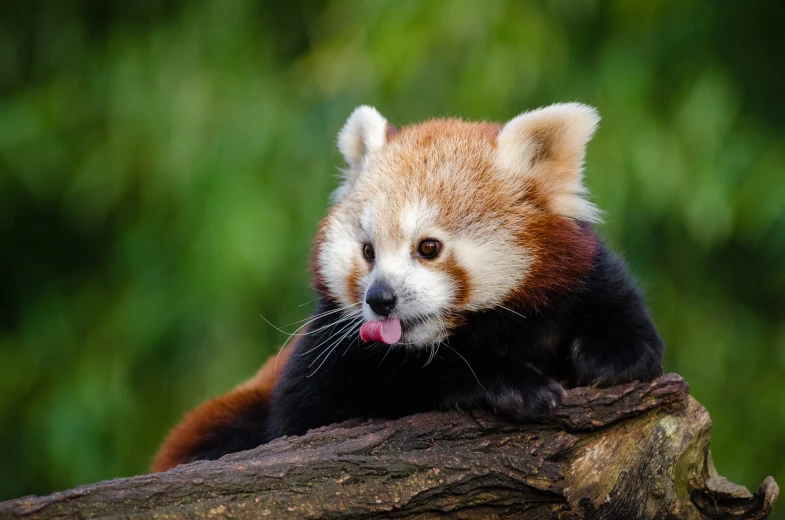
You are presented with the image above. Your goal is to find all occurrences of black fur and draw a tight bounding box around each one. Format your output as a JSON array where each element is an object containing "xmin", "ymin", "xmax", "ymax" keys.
[
  {"xmin": 183, "ymin": 239, "xmax": 663, "ymax": 460},
  {"xmin": 264, "ymin": 239, "xmax": 663, "ymax": 441}
]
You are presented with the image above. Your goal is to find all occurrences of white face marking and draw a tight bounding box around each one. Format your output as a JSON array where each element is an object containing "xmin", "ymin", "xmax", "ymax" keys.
[
  {"xmin": 400, "ymin": 199, "xmax": 438, "ymax": 240},
  {"xmin": 361, "ymin": 204, "xmax": 375, "ymax": 238},
  {"xmin": 319, "ymin": 216, "xmax": 361, "ymax": 305},
  {"xmin": 357, "ymin": 200, "xmax": 454, "ymax": 346},
  {"xmin": 320, "ymin": 195, "xmax": 533, "ymax": 348},
  {"xmin": 452, "ymin": 229, "xmax": 530, "ymax": 310}
]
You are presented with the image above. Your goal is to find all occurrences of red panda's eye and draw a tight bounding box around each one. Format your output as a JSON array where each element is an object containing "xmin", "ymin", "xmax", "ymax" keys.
[
  {"xmin": 418, "ymin": 239, "xmax": 441, "ymax": 259},
  {"xmin": 363, "ymin": 244, "xmax": 375, "ymax": 261}
]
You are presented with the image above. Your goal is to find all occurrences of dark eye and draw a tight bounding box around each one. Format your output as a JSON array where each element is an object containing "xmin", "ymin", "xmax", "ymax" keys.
[
  {"xmin": 417, "ymin": 239, "xmax": 441, "ymax": 259},
  {"xmin": 363, "ymin": 244, "xmax": 375, "ymax": 261}
]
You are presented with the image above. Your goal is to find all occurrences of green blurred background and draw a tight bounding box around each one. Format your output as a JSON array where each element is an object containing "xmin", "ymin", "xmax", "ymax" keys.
[{"xmin": 1, "ymin": 0, "xmax": 783, "ymax": 507}]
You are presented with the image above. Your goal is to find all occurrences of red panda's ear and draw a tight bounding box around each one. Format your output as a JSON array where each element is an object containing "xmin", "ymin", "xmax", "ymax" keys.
[
  {"xmin": 496, "ymin": 103, "xmax": 601, "ymax": 222},
  {"xmin": 334, "ymin": 106, "xmax": 389, "ymax": 201},
  {"xmin": 337, "ymin": 106, "xmax": 389, "ymax": 168}
]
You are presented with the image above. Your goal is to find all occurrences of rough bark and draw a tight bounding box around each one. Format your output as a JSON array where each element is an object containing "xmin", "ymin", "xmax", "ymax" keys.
[{"xmin": 0, "ymin": 374, "xmax": 778, "ymax": 519}]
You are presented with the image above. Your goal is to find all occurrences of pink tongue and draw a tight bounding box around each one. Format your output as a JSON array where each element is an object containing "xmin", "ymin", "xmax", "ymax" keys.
[{"xmin": 360, "ymin": 318, "xmax": 402, "ymax": 345}]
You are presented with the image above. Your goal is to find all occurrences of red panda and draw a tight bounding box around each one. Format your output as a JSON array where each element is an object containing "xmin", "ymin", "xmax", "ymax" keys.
[{"xmin": 152, "ymin": 103, "xmax": 663, "ymax": 472}]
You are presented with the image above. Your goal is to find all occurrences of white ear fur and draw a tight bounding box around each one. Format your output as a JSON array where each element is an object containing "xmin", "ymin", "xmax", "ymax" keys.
[
  {"xmin": 337, "ymin": 105, "xmax": 389, "ymax": 169},
  {"xmin": 496, "ymin": 103, "xmax": 601, "ymax": 222},
  {"xmin": 333, "ymin": 106, "xmax": 389, "ymax": 203}
]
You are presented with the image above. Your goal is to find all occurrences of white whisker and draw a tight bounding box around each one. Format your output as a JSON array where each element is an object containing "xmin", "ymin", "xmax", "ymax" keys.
[
  {"xmin": 443, "ymin": 344, "xmax": 486, "ymax": 390},
  {"xmin": 261, "ymin": 305, "xmax": 361, "ymax": 341},
  {"xmin": 307, "ymin": 319, "xmax": 364, "ymax": 377},
  {"xmin": 494, "ymin": 303, "xmax": 527, "ymax": 320},
  {"xmin": 266, "ymin": 301, "xmax": 362, "ymax": 330},
  {"xmin": 298, "ymin": 313, "xmax": 363, "ymax": 357},
  {"xmin": 375, "ymin": 343, "xmax": 393, "ymax": 368}
]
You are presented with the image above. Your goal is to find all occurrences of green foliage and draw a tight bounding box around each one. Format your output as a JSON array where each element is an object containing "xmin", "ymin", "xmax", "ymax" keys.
[{"xmin": 1, "ymin": 0, "xmax": 783, "ymax": 502}]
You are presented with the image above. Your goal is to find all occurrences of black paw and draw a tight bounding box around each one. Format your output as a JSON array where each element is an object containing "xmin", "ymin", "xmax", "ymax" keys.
[
  {"xmin": 485, "ymin": 379, "xmax": 565, "ymax": 421},
  {"xmin": 570, "ymin": 337, "xmax": 663, "ymax": 387}
]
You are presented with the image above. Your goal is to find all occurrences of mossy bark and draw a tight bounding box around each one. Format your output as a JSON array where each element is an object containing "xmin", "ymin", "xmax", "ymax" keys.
[{"xmin": 0, "ymin": 374, "xmax": 778, "ymax": 519}]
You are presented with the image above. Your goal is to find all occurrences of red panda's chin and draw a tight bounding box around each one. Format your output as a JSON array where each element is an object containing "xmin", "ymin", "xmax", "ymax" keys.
[
  {"xmin": 395, "ymin": 317, "xmax": 448, "ymax": 348},
  {"xmin": 356, "ymin": 314, "xmax": 446, "ymax": 348}
]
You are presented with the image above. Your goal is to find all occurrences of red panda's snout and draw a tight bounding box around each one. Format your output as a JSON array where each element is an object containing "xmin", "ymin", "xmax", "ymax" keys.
[
  {"xmin": 356, "ymin": 242, "xmax": 459, "ymax": 347},
  {"xmin": 365, "ymin": 280, "xmax": 396, "ymax": 317},
  {"xmin": 360, "ymin": 281, "xmax": 403, "ymax": 345}
]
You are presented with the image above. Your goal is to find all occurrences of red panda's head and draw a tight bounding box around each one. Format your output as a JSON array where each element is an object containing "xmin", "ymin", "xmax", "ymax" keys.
[{"xmin": 314, "ymin": 104, "xmax": 601, "ymax": 348}]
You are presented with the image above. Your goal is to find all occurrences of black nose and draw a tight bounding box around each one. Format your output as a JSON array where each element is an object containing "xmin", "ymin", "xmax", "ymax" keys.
[{"xmin": 366, "ymin": 282, "xmax": 397, "ymax": 317}]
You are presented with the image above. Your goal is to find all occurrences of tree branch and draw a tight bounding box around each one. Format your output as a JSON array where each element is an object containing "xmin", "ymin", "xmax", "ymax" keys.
[{"xmin": 1, "ymin": 374, "xmax": 778, "ymax": 519}]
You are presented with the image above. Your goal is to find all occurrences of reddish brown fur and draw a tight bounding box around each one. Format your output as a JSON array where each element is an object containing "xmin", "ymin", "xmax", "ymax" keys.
[
  {"xmin": 151, "ymin": 341, "xmax": 297, "ymax": 472},
  {"xmin": 510, "ymin": 208, "xmax": 597, "ymax": 311},
  {"xmin": 440, "ymin": 251, "xmax": 472, "ymax": 307},
  {"xmin": 346, "ymin": 260, "xmax": 363, "ymax": 303},
  {"xmin": 365, "ymin": 120, "xmax": 503, "ymax": 217},
  {"xmin": 381, "ymin": 121, "xmax": 504, "ymax": 225}
]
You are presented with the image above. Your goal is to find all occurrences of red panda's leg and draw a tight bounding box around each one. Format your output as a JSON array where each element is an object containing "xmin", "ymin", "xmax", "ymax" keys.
[{"xmin": 151, "ymin": 341, "xmax": 296, "ymax": 472}]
